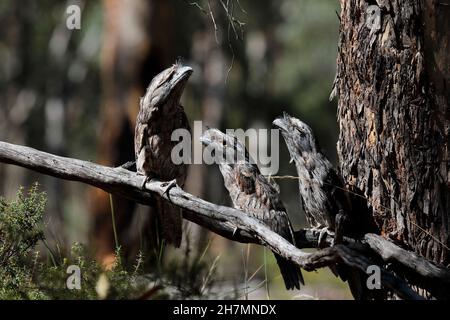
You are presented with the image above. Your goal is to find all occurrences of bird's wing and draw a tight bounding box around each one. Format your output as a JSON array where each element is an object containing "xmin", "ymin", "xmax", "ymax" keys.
[
  {"xmin": 223, "ymin": 159, "xmax": 303, "ymax": 290},
  {"xmin": 137, "ymin": 94, "xmax": 160, "ymax": 124},
  {"xmin": 134, "ymin": 119, "xmax": 148, "ymax": 159},
  {"xmin": 235, "ymin": 164, "xmax": 257, "ymax": 195},
  {"xmin": 233, "ymin": 166, "xmax": 295, "ymax": 241},
  {"xmin": 255, "ymin": 174, "xmax": 297, "ymax": 240}
]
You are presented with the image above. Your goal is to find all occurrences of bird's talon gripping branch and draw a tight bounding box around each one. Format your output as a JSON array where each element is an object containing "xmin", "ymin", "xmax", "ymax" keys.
[
  {"xmin": 141, "ymin": 176, "xmax": 152, "ymax": 189},
  {"xmin": 318, "ymin": 227, "xmax": 330, "ymax": 248},
  {"xmin": 162, "ymin": 179, "xmax": 178, "ymax": 198}
]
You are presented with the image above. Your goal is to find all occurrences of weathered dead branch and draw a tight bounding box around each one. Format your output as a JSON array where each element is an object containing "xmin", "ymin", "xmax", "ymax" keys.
[{"xmin": 2, "ymin": 140, "xmax": 447, "ymax": 299}]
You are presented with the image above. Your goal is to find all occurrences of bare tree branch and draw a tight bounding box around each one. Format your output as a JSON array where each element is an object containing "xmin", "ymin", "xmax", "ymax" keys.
[
  {"xmin": 0, "ymin": 140, "xmax": 432, "ymax": 299},
  {"xmin": 297, "ymin": 229, "xmax": 450, "ymax": 299},
  {"xmin": 363, "ymin": 234, "xmax": 450, "ymax": 283}
]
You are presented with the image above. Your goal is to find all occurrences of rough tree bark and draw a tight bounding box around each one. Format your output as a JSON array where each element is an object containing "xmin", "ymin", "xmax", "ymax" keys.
[{"xmin": 334, "ymin": 0, "xmax": 450, "ymax": 275}]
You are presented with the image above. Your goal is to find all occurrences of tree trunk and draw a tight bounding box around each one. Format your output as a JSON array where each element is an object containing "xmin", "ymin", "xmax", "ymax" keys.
[
  {"xmin": 89, "ymin": 0, "xmax": 175, "ymax": 266},
  {"xmin": 335, "ymin": 0, "xmax": 450, "ymax": 270}
]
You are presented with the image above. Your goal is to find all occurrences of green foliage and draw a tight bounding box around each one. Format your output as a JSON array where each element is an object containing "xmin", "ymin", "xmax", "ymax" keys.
[
  {"xmin": 0, "ymin": 184, "xmax": 223, "ymax": 300},
  {"xmin": 31, "ymin": 244, "xmax": 148, "ymax": 300},
  {"xmin": 0, "ymin": 183, "xmax": 46, "ymax": 299},
  {"xmin": 164, "ymin": 246, "xmax": 220, "ymax": 299}
]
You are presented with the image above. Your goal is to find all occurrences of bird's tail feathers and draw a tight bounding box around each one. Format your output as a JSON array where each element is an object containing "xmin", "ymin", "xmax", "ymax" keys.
[
  {"xmin": 156, "ymin": 198, "xmax": 183, "ymax": 248},
  {"xmin": 274, "ymin": 253, "xmax": 304, "ymax": 290}
]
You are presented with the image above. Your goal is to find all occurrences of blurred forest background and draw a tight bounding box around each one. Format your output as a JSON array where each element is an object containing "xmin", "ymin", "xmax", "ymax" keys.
[{"xmin": 0, "ymin": 0, "xmax": 352, "ymax": 299}]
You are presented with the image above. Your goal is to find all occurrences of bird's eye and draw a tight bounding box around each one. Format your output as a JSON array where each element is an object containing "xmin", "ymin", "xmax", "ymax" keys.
[{"xmin": 298, "ymin": 129, "xmax": 306, "ymax": 138}]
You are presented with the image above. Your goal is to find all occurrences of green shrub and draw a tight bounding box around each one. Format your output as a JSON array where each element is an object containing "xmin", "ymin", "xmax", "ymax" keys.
[
  {"xmin": 0, "ymin": 184, "xmax": 227, "ymax": 300},
  {"xmin": 0, "ymin": 183, "xmax": 46, "ymax": 299}
]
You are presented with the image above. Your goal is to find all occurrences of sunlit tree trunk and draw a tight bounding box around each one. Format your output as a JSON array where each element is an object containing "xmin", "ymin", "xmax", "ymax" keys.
[{"xmin": 335, "ymin": 0, "xmax": 450, "ymax": 267}]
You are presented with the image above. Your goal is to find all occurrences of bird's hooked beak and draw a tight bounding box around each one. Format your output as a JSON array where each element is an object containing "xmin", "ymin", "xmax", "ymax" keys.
[
  {"xmin": 200, "ymin": 129, "xmax": 246, "ymax": 166},
  {"xmin": 272, "ymin": 112, "xmax": 291, "ymax": 132},
  {"xmin": 200, "ymin": 127, "xmax": 221, "ymax": 147},
  {"xmin": 200, "ymin": 128, "xmax": 237, "ymax": 148},
  {"xmin": 273, "ymin": 112, "xmax": 295, "ymax": 163},
  {"xmin": 155, "ymin": 64, "xmax": 193, "ymax": 107},
  {"xmin": 141, "ymin": 63, "xmax": 193, "ymax": 110},
  {"xmin": 170, "ymin": 65, "xmax": 193, "ymax": 87},
  {"xmin": 199, "ymin": 134, "xmax": 212, "ymax": 147},
  {"xmin": 168, "ymin": 65, "xmax": 193, "ymax": 94}
]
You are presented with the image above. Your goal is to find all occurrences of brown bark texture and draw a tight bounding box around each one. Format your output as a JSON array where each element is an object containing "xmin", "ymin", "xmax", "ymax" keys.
[{"xmin": 335, "ymin": 0, "xmax": 450, "ymax": 267}]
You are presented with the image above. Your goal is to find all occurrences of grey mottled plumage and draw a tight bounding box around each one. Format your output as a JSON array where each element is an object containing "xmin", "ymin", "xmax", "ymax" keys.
[
  {"xmin": 273, "ymin": 113, "xmax": 351, "ymax": 233},
  {"xmin": 274, "ymin": 112, "xmax": 380, "ymax": 299},
  {"xmin": 135, "ymin": 63, "xmax": 193, "ymax": 247},
  {"xmin": 200, "ymin": 128, "xmax": 304, "ymax": 290}
]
